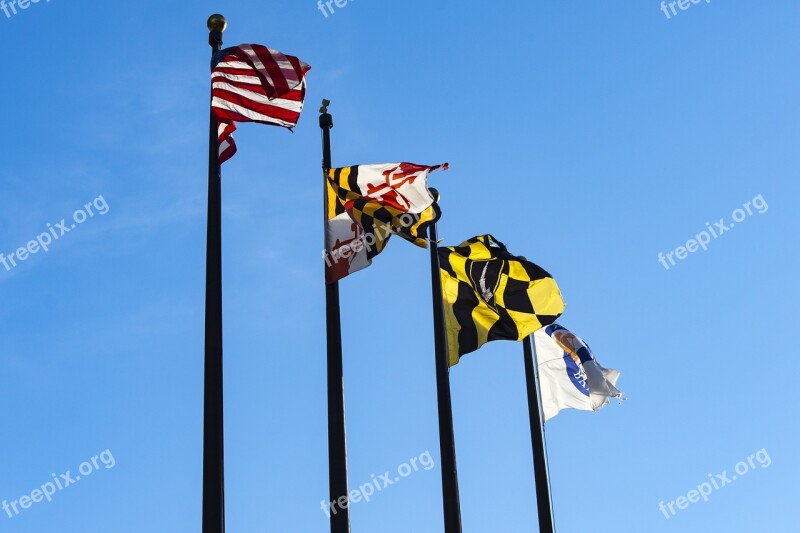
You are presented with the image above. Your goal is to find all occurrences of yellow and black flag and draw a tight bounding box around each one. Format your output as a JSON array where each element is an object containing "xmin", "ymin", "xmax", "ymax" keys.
[{"xmin": 439, "ymin": 235, "xmax": 565, "ymax": 365}]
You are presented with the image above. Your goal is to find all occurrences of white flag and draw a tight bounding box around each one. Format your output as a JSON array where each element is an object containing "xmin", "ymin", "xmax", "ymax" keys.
[{"xmin": 533, "ymin": 324, "xmax": 623, "ymax": 422}]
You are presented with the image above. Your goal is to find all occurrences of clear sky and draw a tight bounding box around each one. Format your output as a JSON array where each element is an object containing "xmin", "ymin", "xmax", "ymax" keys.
[{"xmin": 1, "ymin": 1, "xmax": 798, "ymax": 532}]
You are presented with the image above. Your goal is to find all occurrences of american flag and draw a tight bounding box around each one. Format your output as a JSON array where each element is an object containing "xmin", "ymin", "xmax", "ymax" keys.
[{"xmin": 211, "ymin": 44, "xmax": 311, "ymax": 164}]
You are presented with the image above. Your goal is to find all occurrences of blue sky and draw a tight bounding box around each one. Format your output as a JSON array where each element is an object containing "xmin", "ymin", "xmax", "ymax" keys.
[{"xmin": 1, "ymin": 1, "xmax": 798, "ymax": 532}]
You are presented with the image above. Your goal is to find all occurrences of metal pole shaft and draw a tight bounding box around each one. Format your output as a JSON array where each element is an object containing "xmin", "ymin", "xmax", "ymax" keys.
[
  {"xmin": 203, "ymin": 17, "xmax": 226, "ymax": 533},
  {"xmin": 428, "ymin": 209, "xmax": 463, "ymax": 533},
  {"xmin": 320, "ymin": 106, "xmax": 350, "ymax": 533},
  {"xmin": 523, "ymin": 336, "xmax": 555, "ymax": 533}
]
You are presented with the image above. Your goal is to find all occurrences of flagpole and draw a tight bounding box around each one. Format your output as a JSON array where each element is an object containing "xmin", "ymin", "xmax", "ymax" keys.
[
  {"xmin": 523, "ymin": 335, "xmax": 555, "ymax": 533},
  {"xmin": 427, "ymin": 191, "xmax": 463, "ymax": 533},
  {"xmin": 203, "ymin": 13, "xmax": 227, "ymax": 533},
  {"xmin": 320, "ymin": 100, "xmax": 351, "ymax": 533}
]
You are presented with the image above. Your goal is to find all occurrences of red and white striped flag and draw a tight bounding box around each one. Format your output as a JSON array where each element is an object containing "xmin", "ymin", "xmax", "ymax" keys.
[
  {"xmin": 211, "ymin": 44, "xmax": 311, "ymax": 164},
  {"xmin": 217, "ymin": 122, "xmax": 237, "ymax": 164}
]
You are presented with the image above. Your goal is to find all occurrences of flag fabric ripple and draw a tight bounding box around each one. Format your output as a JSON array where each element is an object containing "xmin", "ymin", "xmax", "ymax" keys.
[
  {"xmin": 211, "ymin": 44, "xmax": 310, "ymax": 163},
  {"xmin": 533, "ymin": 324, "xmax": 623, "ymax": 422}
]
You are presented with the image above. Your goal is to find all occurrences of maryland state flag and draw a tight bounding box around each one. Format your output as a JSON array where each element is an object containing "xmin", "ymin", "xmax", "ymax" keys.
[
  {"xmin": 439, "ymin": 235, "xmax": 565, "ymax": 365},
  {"xmin": 324, "ymin": 163, "xmax": 447, "ymax": 284}
]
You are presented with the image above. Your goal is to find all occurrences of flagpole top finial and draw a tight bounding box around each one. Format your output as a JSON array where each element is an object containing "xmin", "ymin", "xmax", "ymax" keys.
[
  {"xmin": 207, "ymin": 14, "xmax": 227, "ymax": 32},
  {"xmin": 319, "ymin": 99, "xmax": 333, "ymax": 129}
]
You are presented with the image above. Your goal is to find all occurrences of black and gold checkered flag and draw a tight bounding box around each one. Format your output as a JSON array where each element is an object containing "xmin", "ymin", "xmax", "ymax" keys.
[{"xmin": 439, "ymin": 235, "xmax": 565, "ymax": 365}]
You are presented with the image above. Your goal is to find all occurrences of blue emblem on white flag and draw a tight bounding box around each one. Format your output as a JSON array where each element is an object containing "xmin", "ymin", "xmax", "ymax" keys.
[{"xmin": 534, "ymin": 324, "xmax": 623, "ymax": 422}]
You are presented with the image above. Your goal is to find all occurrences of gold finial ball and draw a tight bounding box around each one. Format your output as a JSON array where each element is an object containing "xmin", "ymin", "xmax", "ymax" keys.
[{"xmin": 207, "ymin": 14, "xmax": 227, "ymax": 32}]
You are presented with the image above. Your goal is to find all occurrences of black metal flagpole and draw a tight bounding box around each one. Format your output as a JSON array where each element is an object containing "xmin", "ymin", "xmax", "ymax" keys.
[
  {"xmin": 320, "ymin": 100, "xmax": 351, "ymax": 533},
  {"xmin": 203, "ymin": 13, "xmax": 227, "ymax": 533},
  {"xmin": 523, "ymin": 335, "xmax": 555, "ymax": 533},
  {"xmin": 427, "ymin": 191, "xmax": 463, "ymax": 533}
]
